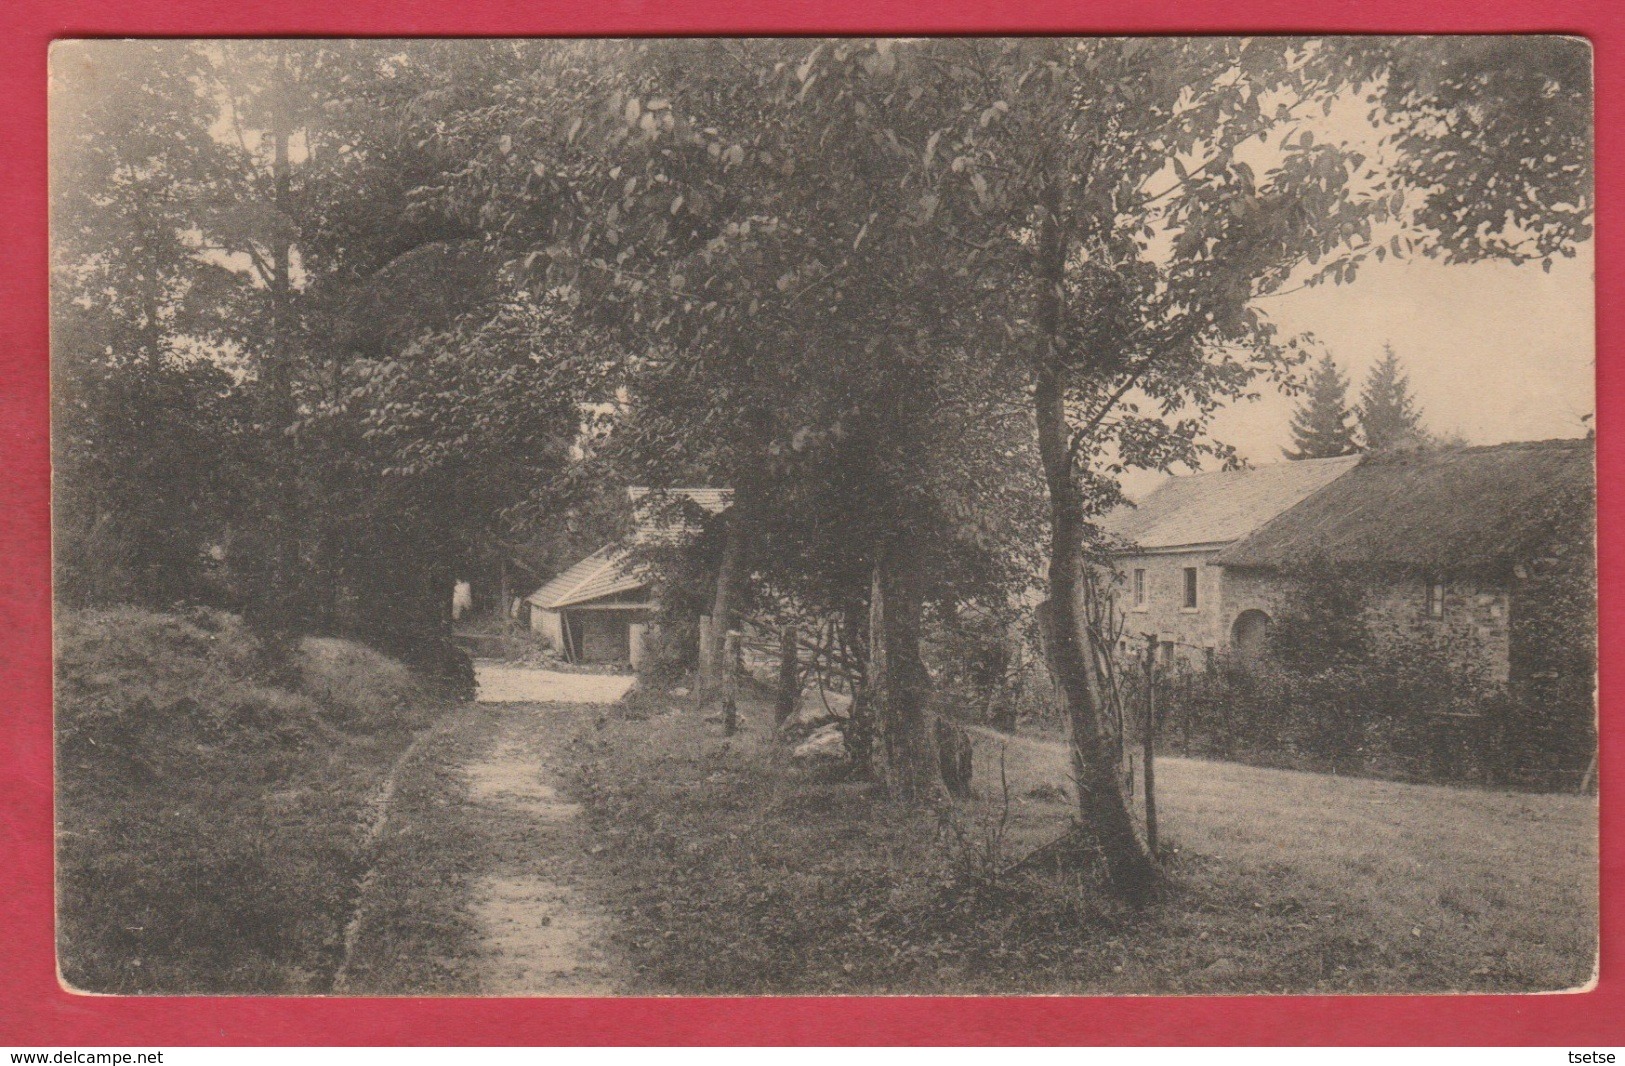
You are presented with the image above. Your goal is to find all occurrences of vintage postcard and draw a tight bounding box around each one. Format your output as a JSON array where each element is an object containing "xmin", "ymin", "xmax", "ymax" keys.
[{"xmin": 50, "ymin": 36, "xmax": 1596, "ymax": 997}]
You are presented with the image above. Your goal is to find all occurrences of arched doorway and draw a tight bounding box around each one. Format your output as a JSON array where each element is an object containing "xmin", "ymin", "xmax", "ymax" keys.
[{"xmin": 1230, "ymin": 609, "xmax": 1271, "ymax": 656}]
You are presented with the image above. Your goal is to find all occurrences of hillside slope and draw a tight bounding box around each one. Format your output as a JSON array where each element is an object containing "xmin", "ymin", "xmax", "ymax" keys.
[{"xmin": 55, "ymin": 607, "xmax": 454, "ymax": 993}]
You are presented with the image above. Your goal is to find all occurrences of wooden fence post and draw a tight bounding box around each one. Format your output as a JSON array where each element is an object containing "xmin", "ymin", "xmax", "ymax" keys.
[
  {"xmin": 722, "ymin": 629, "xmax": 739, "ymax": 736},
  {"xmin": 697, "ymin": 615, "xmax": 713, "ymax": 679},
  {"xmin": 775, "ymin": 625, "xmax": 798, "ymax": 726},
  {"xmin": 1143, "ymin": 633, "xmax": 1160, "ymax": 859}
]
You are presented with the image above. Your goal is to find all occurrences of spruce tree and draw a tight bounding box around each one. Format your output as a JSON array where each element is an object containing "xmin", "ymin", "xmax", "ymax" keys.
[
  {"xmin": 1285, "ymin": 353, "xmax": 1361, "ymax": 459},
  {"xmin": 1358, "ymin": 343, "xmax": 1427, "ymax": 450}
]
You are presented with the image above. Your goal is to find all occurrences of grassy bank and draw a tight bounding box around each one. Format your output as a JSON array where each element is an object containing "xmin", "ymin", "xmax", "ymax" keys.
[
  {"xmin": 563, "ymin": 682, "xmax": 1596, "ymax": 995},
  {"xmin": 55, "ymin": 607, "xmax": 454, "ymax": 994},
  {"xmin": 334, "ymin": 705, "xmax": 495, "ymax": 995}
]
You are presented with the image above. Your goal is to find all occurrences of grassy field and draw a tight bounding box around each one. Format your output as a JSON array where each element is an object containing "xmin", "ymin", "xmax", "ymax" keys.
[
  {"xmin": 961, "ymin": 723, "xmax": 1598, "ymax": 992},
  {"xmin": 55, "ymin": 607, "xmax": 454, "ymax": 994},
  {"xmin": 553, "ymin": 682, "xmax": 1596, "ymax": 995}
]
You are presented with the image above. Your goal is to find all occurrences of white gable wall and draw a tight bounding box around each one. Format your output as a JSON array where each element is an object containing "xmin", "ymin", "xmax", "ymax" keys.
[{"xmin": 531, "ymin": 607, "xmax": 564, "ymax": 649}]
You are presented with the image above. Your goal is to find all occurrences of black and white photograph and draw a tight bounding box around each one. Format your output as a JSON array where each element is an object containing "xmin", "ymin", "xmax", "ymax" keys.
[{"xmin": 51, "ymin": 35, "xmax": 1597, "ymax": 997}]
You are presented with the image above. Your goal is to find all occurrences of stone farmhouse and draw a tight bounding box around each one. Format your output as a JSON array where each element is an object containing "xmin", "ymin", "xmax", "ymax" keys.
[
  {"xmin": 525, "ymin": 487, "xmax": 730, "ymax": 665},
  {"xmin": 1098, "ymin": 454, "xmax": 1362, "ymax": 663},
  {"xmin": 1099, "ymin": 438, "xmax": 1595, "ymax": 682}
]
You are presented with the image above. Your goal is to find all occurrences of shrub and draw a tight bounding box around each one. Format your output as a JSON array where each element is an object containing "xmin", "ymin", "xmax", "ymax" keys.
[
  {"xmin": 1149, "ymin": 575, "xmax": 1584, "ymax": 790},
  {"xmin": 298, "ymin": 636, "xmax": 439, "ymax": 732},
  {"xmin": 1157, "ymin": 591, "xmax": 1586, "ymax": 789}
]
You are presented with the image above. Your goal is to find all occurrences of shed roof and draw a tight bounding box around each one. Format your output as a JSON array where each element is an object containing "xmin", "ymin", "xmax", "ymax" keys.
[
  {"xmin": 1099, "ymin": 454, "xmax": 1361, "ymax": 551},
  {"xmin": 627, "ymin": 486, "xmax": 732, "ymax": 543},
  {"xmin": 525, "ymin": 547, "xmax": 646, "ymax": 610},
  {"xmin": 1213, "ymin": 438, "xmax": 1594, "ymax": 572},
  {"xmin": 526, "ymin": 486, "xmax": 729, "ymax": 610}
]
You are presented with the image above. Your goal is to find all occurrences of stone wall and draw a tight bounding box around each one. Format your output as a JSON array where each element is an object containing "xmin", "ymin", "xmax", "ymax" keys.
[
  {"xmin": 1222, "ymin": 566, "xmax": 1511, "ymax": 682},
  {"xmin": 1364, "ymin": 573, "xmax": 1511, "ymax": 683},
  {"xmin": 1109, "ymin": 548, "xmax": 1226, "ymax": 666},
  {"xmin": 1108, "ymin": 552, "xmax": 1512, "ymax": 680}
]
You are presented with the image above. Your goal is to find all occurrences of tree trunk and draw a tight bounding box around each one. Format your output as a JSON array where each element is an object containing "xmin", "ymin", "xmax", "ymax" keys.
[
  {"xmin": 1030, "ymin": 176, "xmax": 1159, "ymax": 903},
  {"xmin": 702, "ymin": 504, "xmax": 749, "ymax": 693},
  {"xmin": 498, "ymin": 556, "xmax": 511, "ymax": 631},
  {"xmin": 843, "ymin": 607, "xmax": 875, "ymax": 777},
  {"xmin": 1034, "ymin": 373, "xmax": 1159, "ymax": 902},
  {"xmin": 721, "ymin": 630, "xmax": 739, "ymax": 736},
  {"xmin": 868, "ymin": 547, "xmax": 936, "ymax": 802},
  {"xmin": 1142, "ymin": 636, "xmax": 1159, "ymax": 858},
  {"xmin": 245, "ymin": 57, "xmax": 304, "ymax": 639},
  {"xmin": 935, "ymin": 718, "xmax": 974, "ymax": 799}
]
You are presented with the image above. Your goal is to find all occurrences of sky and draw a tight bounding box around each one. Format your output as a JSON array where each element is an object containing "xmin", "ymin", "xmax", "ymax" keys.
[
  {"xmin": 1119, "ymin": 246, "xmax": 1595, "ymax": 500},
  {"xmin": 1119, "ymin": 73, "xmax": 1596, "ymax": 500}
]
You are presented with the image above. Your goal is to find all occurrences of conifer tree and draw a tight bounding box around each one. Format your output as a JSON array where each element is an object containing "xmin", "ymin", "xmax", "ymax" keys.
[
  {"xmin": 1285, "ymin": 353, "xmax": 1360, "ymax": 459},
  {"xmin": 1358, "ymin": 343, "xmax": 1427, "ymax": 450}
]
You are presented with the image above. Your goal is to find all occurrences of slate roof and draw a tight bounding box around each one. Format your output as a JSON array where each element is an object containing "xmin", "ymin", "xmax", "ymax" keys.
[
  {"xmin": 1213, "ymin": 438, "xmax": 1595, "ymax": 572},
  {"xmin": 1099, "ymin": 455, "xmax": 1362, "ymax": 551}
]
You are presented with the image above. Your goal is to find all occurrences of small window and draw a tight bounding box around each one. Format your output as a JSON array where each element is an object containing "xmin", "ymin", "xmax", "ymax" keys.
[
  {"xmin": 1183, "ymin": 567, "xmax": 1199, "ymax": 609},
  {"xmin": 1427, "ymin": 579, "xmax": 1446, "ymax": 619},
  {"xmin": 1133, "ymin": 569, "xmax": 1147, "ymax": 608}
]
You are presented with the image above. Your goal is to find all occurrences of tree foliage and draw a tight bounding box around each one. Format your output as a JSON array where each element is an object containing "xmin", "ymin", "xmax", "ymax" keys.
[
  {"xmin": 1286, "ymin": 352, "xmax": 1361, "ymax": 460},
  {"xmin": 1369, "ymin": 36, "xmax": 1593, "ymax": 269},
  {"xmin": 50, "ymin": 41, "xmax": 583, "ymax": 678},
  {"xmin": 53, "ymin": 36, "xmax": 1596, "ymax": 892},
  {"xmin": 1357, "ymin": 343, "xmax": 1427, "ymax": 451},
  {"xmin": 51, "ymin": 42, "xmax": 251, "ymax": 607}
]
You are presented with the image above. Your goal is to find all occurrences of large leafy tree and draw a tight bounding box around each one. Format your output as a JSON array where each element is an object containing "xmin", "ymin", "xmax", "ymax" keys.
[
  {"xmin": 398, "ymin": 35, "xmax": 1594, "ymax": 898},
  {"xmin": 1286, "ymin": 352, "xmax": 1361, "ymax": 459},
  {"xmin": 929, "ymin": 35, "xmax": 1591, "ymax": 895},
  {"xmin": 849, "ymin": 37, "xmax": 1393, "ymax": 897},
  {"xmin": 257, "ymin": 41, "xmax": 588, "ymax": 665},
  {"xmin": 51, "ymin": 41, "xmax": 252, "ymax": 607},
  {"xmin": 53, "ymin": 39, "xmax": 581, "ymax": 672},
  {"xmin": 395, "ymin": 39, "xmax": 1050, "ymax": 795},
  {"xmin": 577, "ymin": 42, "xmax": 1047, "ymax": 795}
]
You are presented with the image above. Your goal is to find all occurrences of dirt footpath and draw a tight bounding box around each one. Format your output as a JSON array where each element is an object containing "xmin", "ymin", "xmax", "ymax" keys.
[
  {"xmin": 474, "ymin": 662, "xmax": 636, "ymax": 705},
  {"xmin": 342, "ymin": 663, "xmax": 631, "ymax": 995},
  {"xmin": 461, "ymin": 704, "xmax": 618, "ymax": 994}
]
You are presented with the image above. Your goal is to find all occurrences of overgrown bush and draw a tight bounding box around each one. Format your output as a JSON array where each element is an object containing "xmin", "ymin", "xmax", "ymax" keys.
[
  {"xmin": 1152, "ymin": 573, "xmax": 1589, "ymax": 791},
  {"xmin": 1504, "ymin": 542, "xmax": 1597, "ymax": 789},
  {"xmin": 55, "ymin": 607, "xmax": 452, "ymax": 993},
  {"xmin": 922, "ymin": 605, "xmax": 1065, "ymax": 735}
]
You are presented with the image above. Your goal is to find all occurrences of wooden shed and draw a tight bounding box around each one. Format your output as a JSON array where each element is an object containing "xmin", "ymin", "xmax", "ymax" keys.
[
  {"xmin": 525, "ymin": 547, "xmax": 652, "ymax": 664},
  {"xmin": 525, "ymin": 487, "xmax": 732, "ymax": 665}
]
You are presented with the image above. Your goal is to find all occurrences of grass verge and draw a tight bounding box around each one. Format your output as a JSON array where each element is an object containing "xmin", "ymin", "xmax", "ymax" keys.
[
  {"xmin": 561, "ymin": 681, "xmax": 1595, "ymax": 995},
  {"xmin": 333, "ymin": 705, "xmax": 496, "ymax": 994}
]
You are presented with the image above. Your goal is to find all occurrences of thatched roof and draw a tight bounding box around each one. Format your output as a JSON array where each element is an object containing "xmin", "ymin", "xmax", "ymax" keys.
[
  {"xmin": 1213, "ymin": 438, "xmax": 1594, "ymax": 573},
  {"xmin": 1099, "ymin": 455, "xmax": 1361, "ymax": 551}
]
